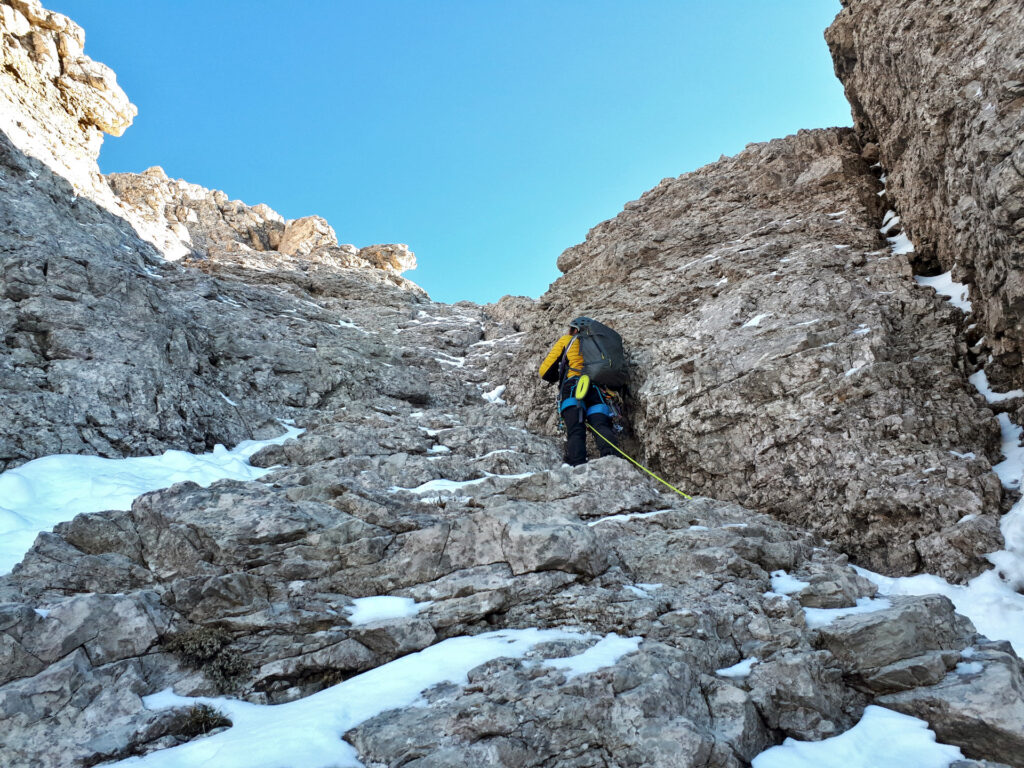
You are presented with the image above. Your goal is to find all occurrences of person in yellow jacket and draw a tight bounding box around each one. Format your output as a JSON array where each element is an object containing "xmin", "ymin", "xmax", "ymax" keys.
[{"xmin": 539, "ymin": 317, "xmax": 619, "ymax": 466}]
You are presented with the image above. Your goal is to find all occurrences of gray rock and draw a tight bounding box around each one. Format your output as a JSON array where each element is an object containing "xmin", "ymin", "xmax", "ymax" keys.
[
  {"xmin": 505, "ymin": 127, "xmax": 1005, "ymax": 582},
  {"xmin": 813, "ymin": 594, "xmax": 973, "ymax": 671},
  {"xmin": 1, "ymin": 1, "xmax": 1021, "ymax": 765},
  {"xmin": 827, "ymin": 0, "xmax": 1024, "ymax": 390},
  {"xmin": 879, "ymin": 646, "xmax": 1024, "ymax": 767}
]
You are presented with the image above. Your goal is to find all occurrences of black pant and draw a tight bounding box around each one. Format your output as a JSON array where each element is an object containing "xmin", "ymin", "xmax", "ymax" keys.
[{"xmin": 560, "ymin": 378, "xmax": 618, "ymax": 466}]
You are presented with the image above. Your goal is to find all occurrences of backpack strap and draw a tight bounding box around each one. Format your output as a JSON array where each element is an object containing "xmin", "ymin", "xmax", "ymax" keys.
[{"xmin": 560, "ymin": 336, "xmax": 583, "ymax": 377}]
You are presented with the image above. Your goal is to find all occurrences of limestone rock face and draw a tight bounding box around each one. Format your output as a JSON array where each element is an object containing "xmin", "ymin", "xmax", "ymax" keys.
[
  {"xmin": 826, "ymin": 0, "xmax": 1024, "ymax": 389},
  {"xmin": 8, "ymin": 402, "xmax": 1013, "ymax": 767},
  {"xmin": 0, "ymin": 133, "xmax": 439, "ymax": 469},
  {"xmin": 506, "ymin": 128, "xmax": 1005, "ymax": 581},
  {"xmin": 278, "ymin": 215, "xmax": 338, "ymax": 257},
  {"xmin": 2, "ymin": 0, "xmax": 1023, "ymax": 765},
  {"xmin": 0, "ymin": 0, "xmax": 135, "ymax": 187},
  {"xmin": 107, "ymin": 170, "xmax": 417, "ymax": 274}
]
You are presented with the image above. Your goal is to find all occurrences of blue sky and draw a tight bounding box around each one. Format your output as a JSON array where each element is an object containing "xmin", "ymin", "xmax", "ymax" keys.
[{"xmin": 51, "ymin": 1, "xmax": 850, "ymax": 303}]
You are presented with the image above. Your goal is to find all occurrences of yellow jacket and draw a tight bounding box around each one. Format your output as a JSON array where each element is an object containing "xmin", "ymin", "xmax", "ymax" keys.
[{"xmin": 539, "ymin": 333, "xmax": 585, "ymax": 383}]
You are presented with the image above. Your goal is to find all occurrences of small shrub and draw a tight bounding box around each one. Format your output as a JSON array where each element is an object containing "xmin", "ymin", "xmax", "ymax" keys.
[
  {"xmin": 206, "ymin": 651, "xmax": 251, "ymax": 691},
  {"xmin": 165, "ymin": 627, "xmax": 231, "ymax": 664},
  {"xmin": 164, "ymin": 627, "xmax": 251, "ymax": 693},
  {"xmin": 181, "ymin": 704, "xmax": 232, "ymax": 737}
]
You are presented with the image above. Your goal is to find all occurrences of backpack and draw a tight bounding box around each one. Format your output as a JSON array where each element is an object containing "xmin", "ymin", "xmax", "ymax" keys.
[{"xmin": 565, "ymin": 317, "xmax": 629, "ymax": 389}]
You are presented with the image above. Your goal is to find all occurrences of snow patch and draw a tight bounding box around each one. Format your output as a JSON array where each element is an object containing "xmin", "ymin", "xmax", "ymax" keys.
[
  {"xmin": 345, "ymin": 596, "xmax": 430, "ymax": 625},
  {"xmin": 969, "ymin": 369, "xmax": 1024, "ymax": 404},
  {"xmin": 0, "ymin": 422, "xmax": 304, "ymax": 576},
  {"xmin": 888, "ymin": 232, "xmax": 915, "ymax": 254},
  {"xmin": 716, "ymin": 657, "xmax": 758, "ymax": 678},
  {"xmin": 802, "ymin": 597, "xmax": 891, "ymax": 629},
  {"xmin": 483, "ymin": 385, "xmax": 507, "ymax": 405},
  {"xmin": 586, "ymin": 509, "xmax": 673, "ymax": 527},
  {"xmin": 542, "ymin": 633, "xmax": 641, "ymax": 680},
  {"xmin": 879, "ymin": 210, "xmax": 901, "ymax": 235},
  {"xmin": 392, "ymin": 472, "xmax": 534, "ymax": 496},
  {"xmin": 117, "ymin": 628, "xmax": 590, "ymax": 768},
  {"xmin": 913, "ymin": 271, "xmax": 972, "ymax": 313},
  {"xmin": 855, "ymin": 565, "xmax": 1024, "ymax": 657},
  {"xmin": 752, "ymin": 705, "xmax": 963, "ymax": 768},
  {"xmin": 769, "ymin": 570, "xmax": 809, "ymax": 596},
  {"xmin": 954, "ymin": 661, "xmax": 983, "ymax": 675},
  {"xmin": 993, "ymin": 413, "xmax": 1024, "ymax": 490},
  {"xmin": 742, "ymin": 313, "xmax": 770, "ymax": 328}
]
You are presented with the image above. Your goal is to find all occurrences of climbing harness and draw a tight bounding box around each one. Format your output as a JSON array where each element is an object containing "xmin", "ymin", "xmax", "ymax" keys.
[{"xmin": 585, "ymin": 423, "xmax": 693, "ymax": 500}]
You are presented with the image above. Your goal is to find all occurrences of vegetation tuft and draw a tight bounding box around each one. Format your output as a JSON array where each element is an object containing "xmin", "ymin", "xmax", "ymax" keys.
[
  {"xmin": 180, "ymin": 704, "xmax": 232, "ymax": 737},
  {"xmin": 164, "ymin": 627, "xmax": 251, "ymax": 693}
]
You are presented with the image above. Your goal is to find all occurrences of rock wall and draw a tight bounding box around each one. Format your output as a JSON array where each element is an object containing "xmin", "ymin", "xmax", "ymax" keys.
[
  {"xmin": 506, "ymin": 128, "xmax": 1006, "ymax": 582},
  {"xmin": 107, "ymin": 168, "xmax": 418, "ymax": 274},
  {"xmin": 826, "ymin": 0, "xmax": 1024, "ymax": 389},
  {"xmin": 7, "ymin": 369, "xmax": 1021, "ymax": 767},
  {"xmin": 0, "ymin": 0, "xmax": 423, "ymax": 470},
  {"xmin": 3, "ymin": 0, "xmax": 1024, "ymax": 766},
  {"xmin": 0, "ymin": 130, "xmax": 440, "ymax": 470},
  {"xmin": 0, "ymin": 0, "xmax": 134, "ymax": 188}
]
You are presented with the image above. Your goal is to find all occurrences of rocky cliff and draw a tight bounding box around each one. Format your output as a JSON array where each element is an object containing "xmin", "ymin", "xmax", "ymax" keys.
[
  {"xmin": 826, "ymin": 0, "xmax": 1024, "ymax": 392},
  {"xmin": 2, "ymin": 1, "xmax": 1024, "ymax": 767},
  {"xmin": 506, "ymin": 127, "xmax": 1004, "ymax": 582},
  {"xmin": 0, "ymin": 0, "xmax": 423, "ymax": 470}
]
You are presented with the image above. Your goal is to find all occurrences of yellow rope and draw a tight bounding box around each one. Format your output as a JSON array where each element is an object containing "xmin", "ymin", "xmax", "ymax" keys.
[{"xmin": 586, "ymin": 423, "xmax": 692, "ymax": 499}]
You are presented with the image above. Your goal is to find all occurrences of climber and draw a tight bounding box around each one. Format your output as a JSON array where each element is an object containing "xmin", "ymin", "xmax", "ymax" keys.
[{"xmin": 539, "ymin": 316, "xmax": 625, "ymax": 466}]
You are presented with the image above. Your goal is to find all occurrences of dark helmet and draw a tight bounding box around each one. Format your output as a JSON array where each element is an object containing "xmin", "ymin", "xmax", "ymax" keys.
[{"xmin": 569, "ymin": 316, "xmax": 592, "ymax": 332}]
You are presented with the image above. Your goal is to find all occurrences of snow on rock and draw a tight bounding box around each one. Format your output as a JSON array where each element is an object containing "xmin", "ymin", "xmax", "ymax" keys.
[
  {"xmin": 913, "ymin": 271, "xmax": 972, "ymax": 313},
  {"xmin": 993, "ymin": 413, "xmax": 1024, "ymax": 490},
  {"xmin": 392, "ymin": 472, "xmax": 534, "ymax": 496},
  {"xmin": 769, "ymin": 570, "xmax": 809, "ymax": 596},
  {"xmin": 742, "ymin": 313, "xmax": 771, "ymax": 328},
  {"xmin": 542, "ymin": 633, "xmax": 641, "ymax": 680},
  {"xmin": 110, "ymin": 629, "xmax": 598, "ymax": 768},
  {"xmin": 803, "ymin": 597, "xmax": 892, "ymax": 629},
  {"xmin": 889, "ymin": 232, "xmax": 916, "ymax": 255},
  {"xmin": 482, "ymin": 384, "xmax": 507, "ymax": 404},
  {"xmin": 879, "ymin": 210, "xmax": 901, "ymax": 235},
  {"xmin": 969, "ymin": 369, "xmax": 1024, "ymax": 404},
  {"xmin": 716, "ymin": 657, "xmax": 758, "ymax": 678},
  {"xmin": 855, "ymin": 566, "xmax": 1024, "ymax": 657},
  {"xmin": 853, "ymin": 366, "xmax": 1024, "ymax": 656},
  {"xmin": 586, "ymin": 509, "xmax": 673, "ymax": 527},
  {"xmin": 0, "ymin": 423, "xmax": 304, "ymax": 575},
  {"xmin": 345, "ymin": 596, "xmax": 431, "ymax": 626},
  {"xmin": 751, "ymin": 705, "xmax": 963, "ymax": 768}
]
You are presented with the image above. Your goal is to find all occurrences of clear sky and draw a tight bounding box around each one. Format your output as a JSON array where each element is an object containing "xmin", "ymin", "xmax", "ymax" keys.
[{"xmin": 50, "ymin": 0, "xmax": 850, "ymax": 304}]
